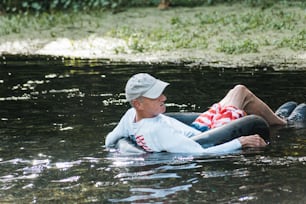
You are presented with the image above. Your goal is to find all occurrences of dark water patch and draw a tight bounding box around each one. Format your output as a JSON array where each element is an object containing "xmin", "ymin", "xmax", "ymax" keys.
[{"xmin": 0, "ymin": 59, "xmax": 306, "ymax": 203}]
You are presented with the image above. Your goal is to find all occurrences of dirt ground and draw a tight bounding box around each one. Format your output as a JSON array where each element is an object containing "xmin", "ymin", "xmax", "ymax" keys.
[{"xmin": 0, "ymin": 5, "xmax": 305, "ymax": 70}]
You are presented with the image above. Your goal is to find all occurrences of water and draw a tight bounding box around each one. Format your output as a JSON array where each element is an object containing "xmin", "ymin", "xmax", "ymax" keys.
[{"xmin": 0, "ymin": 59, "xmax": 306, "ymax": 203}]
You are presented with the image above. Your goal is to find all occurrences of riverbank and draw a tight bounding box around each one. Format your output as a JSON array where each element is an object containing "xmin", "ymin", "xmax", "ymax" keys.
[{"xmin": 0, "ymin": 3, "xmax": 305, "ymax": 70}]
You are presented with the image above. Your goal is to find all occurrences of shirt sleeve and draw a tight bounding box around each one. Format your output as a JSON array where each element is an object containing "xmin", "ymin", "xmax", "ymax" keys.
[
  {"xmin": 200, "ymin": 139, "xmax": 242, "ymax": 155},
  {"xmin": 158, "ymin": 132, "xmax": 207, "ymax": 153},
  {"xmin": 105, "ymin": 110, "xmax": 131, "ymax": 147},
  {"xmin": 158, "ymin": 130, "xmax": 241, "ymax": 154}
]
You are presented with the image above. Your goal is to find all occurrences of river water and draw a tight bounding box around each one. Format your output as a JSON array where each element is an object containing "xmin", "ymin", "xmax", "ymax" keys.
[{"xmin": 0, "ymin": 59, "xmax": 306, "ymax": 203}]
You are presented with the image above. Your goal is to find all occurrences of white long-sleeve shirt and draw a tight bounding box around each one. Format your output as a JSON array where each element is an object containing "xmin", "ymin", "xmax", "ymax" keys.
[{"xmin": 105, "ymin": 108, "xmax": 242, "ymax": 154}]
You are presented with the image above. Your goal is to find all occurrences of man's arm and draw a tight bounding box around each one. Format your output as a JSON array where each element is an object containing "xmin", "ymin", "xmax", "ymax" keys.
[
  {"xmin": 201, "ymin": 134, "xmax": 267, "ymax": 155},
  {"xmin": 105, "ymin": 111, "xmax": 130, "ymax": 147}
]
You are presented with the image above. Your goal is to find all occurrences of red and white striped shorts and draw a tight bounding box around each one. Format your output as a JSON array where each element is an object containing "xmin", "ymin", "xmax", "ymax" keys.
[{"xmin": 192, "ymin": 103, "xmax": 246, "ymax": 130}]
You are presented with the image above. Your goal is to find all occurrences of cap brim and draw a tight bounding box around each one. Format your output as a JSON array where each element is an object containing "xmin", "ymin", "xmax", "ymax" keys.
[{"xmin": 142, "ymin": 79, "xmax": 169, "ymax": 99}]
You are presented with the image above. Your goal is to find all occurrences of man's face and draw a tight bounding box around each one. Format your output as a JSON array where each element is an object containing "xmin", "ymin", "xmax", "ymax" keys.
[{"xmin": 137, "ymin": 94, "xmax": 167, "ymax": 117}]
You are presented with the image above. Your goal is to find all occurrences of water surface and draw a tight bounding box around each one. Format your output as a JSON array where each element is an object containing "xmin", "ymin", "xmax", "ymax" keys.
[{"xmin": 0, "ymin": 60, "xmax": 306, "ymax": 203}]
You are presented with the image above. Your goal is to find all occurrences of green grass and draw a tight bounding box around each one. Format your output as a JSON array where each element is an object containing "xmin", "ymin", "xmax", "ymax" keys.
[
  {"xmin": 277, "ymin": 29, "xmax": 306, "ymax": 50},
  {"xmin": 0, "ymin": 3, "xmax": 305, "ymax": 55},
  {"xmin": 217, "ymin": 39, "xmax": 259, "ymax": 54},
  {"xmin": 104, "ymin": 4, "xmax": 305, "ymax": 54}
]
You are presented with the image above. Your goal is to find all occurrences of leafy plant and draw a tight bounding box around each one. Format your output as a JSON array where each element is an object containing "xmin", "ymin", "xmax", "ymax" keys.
[
  {"xmin": 277, "ymin": 30, "xmax": 306, "ymax": 50},
  {"xmin": 0, "ymin": 0, "xmax": 122, "ymax": 13},
  {"xmin": 217, "ymin": 39, "xmax": 259, "ymax": 54},
  {"xmin": 1, "ymin": 0, "xmax": 305, "ymax": 14}
]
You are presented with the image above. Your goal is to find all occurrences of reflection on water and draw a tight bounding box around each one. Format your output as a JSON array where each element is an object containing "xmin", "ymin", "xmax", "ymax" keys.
[
  {"xmin": 110, "ymin": 184, "xmax": 193, "ymax": 202},
  {"xmin": 0, "ymin": 59, "xmax": 306, "ymax": 203}
]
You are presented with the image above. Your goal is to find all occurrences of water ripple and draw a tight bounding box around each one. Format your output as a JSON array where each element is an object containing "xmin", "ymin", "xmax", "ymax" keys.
[
  {"xmin": 200, "ymin": 168, "xmax": 250, "ymax": 178},
  {"xmin": 109, "ymin": 184, "xmax": 192, "ymax": 202},
  {"xmin": 235, "ymin": 155, "xmax": 306, "ymax": 166},
  {"xmin": 51, "ymin": 176, "xmax": 80, "ymax": 183},
  {"xmin": 115, "ymin": 171, "xmax": 180, "ymax": 181}
]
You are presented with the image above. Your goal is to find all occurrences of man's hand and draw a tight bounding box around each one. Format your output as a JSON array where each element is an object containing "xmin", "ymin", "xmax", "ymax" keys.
[{"xmin": 238, "ymin": 134, "xmax": 267, "ymax": 148}]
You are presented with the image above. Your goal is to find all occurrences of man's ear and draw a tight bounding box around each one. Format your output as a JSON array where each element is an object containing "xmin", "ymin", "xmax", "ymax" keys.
[{"xmin": 131, "ymin": 99, "xmax": 143, "ymax": 110}]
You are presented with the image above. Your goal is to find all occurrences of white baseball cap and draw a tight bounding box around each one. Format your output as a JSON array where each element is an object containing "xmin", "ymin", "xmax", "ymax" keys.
[{"xmin": 125, "ymin": 73, "xmax": 169, "ymax": 101}]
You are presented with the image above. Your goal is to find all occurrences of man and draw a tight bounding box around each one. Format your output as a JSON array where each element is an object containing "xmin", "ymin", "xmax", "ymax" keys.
[{"xmin": 105, "ymin": 73, "xmax": 286, "ymax": 154}]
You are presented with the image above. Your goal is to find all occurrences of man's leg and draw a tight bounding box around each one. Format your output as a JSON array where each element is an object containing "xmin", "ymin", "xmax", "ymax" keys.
[{"xmin": 219, "ymin": 85, "xmax": 286, "ymax": 125}]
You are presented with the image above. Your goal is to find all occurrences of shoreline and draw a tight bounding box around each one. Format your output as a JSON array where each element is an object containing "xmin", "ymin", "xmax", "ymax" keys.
[{"xmin": 1, "ymin": 50, "xmax": 305, "ymax": 71}]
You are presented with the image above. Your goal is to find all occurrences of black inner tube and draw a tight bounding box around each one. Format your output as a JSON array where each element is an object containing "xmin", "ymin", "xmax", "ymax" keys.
[
  {"xmin": 190, "ymin": 115, "xmax": 270, "ymax": 147},
  {"xmin": 165, "ymin": 113, "xmax": 270, "ymax": 147}
]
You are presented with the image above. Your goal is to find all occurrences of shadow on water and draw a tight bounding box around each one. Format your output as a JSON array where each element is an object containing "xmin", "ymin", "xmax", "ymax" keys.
[{"xmin": 0, "ymin": 58, "xmax": 306, "ymax": 203}]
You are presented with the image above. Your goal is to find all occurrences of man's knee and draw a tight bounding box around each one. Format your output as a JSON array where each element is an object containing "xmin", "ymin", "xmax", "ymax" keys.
[
  {"xmin": 231, "ymin": 84, "xmax": 248, "ymax": 94},
  {"xmin": 231, "ymin": 84, "xmax": 254, "ymax": 100}
]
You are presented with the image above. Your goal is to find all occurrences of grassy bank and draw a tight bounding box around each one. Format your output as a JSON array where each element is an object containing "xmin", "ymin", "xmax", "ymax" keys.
[{"xmin": 0, "ymin": 3, "xmax": 305, "ymax": 69}]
